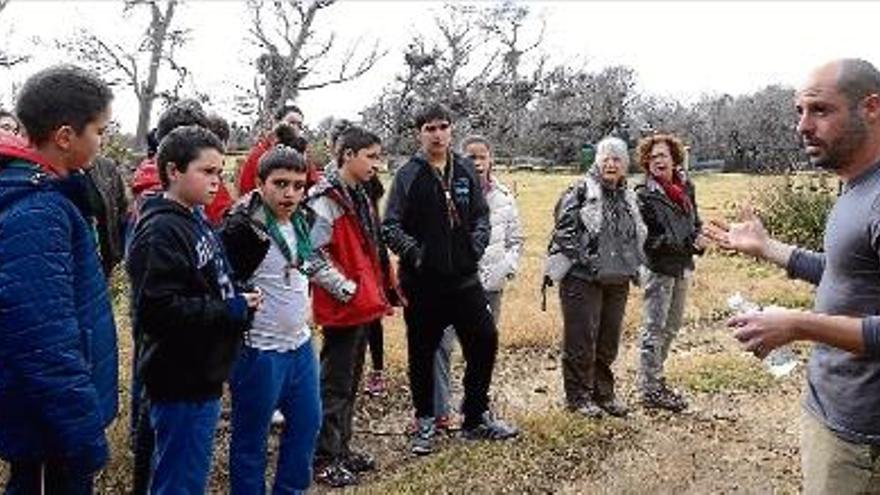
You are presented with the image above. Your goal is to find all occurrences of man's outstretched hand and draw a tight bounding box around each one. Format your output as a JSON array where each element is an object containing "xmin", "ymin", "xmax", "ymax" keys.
[{"xmin": 703, "ymin": 205, "xmax": 771, "ymax": 258}]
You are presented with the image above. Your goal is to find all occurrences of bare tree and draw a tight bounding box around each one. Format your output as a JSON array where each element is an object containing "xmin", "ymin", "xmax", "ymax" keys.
[
  {"xmin": 246, "ymin": 0, "xmax": 384, "ymax": 129},
  {"xmin": 0, "ymin": 0, "xmax": 29, "ymax": 68},
  {"xmin": 64, "ymin": 0, "xmax": 188, "ymax": 147}
]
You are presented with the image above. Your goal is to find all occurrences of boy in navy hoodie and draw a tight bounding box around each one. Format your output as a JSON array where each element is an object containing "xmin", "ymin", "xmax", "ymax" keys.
[{"xmin": 127, "ymin": 125, "xmax": 262, "ymax": 494}]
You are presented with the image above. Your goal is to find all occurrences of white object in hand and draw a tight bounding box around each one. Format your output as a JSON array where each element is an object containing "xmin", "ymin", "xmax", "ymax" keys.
[{"xmin": 727, "ymin": 292, "xmax": 799, "ymax": 378}]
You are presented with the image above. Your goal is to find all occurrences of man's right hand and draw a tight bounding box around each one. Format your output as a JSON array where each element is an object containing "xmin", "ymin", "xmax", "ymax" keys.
[{"xmin": 704, "ymin": 205, "xmax": 771, "ymax": 258}]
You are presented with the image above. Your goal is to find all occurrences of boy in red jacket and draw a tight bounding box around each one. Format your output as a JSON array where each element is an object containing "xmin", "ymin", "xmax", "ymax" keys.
[{"xmin": 307, "ymin": 126, "xmax": 388, "ymax": 487}]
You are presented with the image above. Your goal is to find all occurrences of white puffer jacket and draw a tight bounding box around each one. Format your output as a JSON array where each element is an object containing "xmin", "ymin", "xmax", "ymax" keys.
[{"xmin": 479, "ymin": 177, "xmax": 525, "ymax": 292}]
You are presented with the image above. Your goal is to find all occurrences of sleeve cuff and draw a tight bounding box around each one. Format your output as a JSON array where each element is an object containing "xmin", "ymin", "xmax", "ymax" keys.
[
  {"xmin": 861, "ymin": 316, "xmax": 880, "ymax": 357},
  {"xmin": 226, "ymin": 295, "xmax": 249, "ymax": 322}
]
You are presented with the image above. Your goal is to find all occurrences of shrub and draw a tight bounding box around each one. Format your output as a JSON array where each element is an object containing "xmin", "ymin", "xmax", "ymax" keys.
[{"xmin": 753, "ymin": 173, "xmax": 836, "ymax": 251}]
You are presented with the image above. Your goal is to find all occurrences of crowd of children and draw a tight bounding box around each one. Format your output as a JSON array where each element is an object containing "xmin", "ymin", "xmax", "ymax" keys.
[{"xmin": 0, "ymin": 65, "xmax": 523, "ymax": 494}]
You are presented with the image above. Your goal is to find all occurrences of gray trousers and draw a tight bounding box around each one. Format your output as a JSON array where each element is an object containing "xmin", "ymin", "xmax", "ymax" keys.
[
  {"xmin": 434, "ymin": 290, "xmax": 502, "ymax": 417},
  {"xmin": 559, "ymin": 276, "xmax": 629, "ymax": 407},
  {"xmin": 801, "ymin": 409, "xmax": 880, "ymax": 494},
  {"xmin": 638, "ymin": 269, "xmax": 689, "ymax": 393}
]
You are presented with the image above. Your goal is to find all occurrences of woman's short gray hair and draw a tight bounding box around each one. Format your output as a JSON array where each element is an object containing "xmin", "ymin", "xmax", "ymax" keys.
[{"xmin": 593, "ymin": 136, "xmax": 630, "ymax": 169}]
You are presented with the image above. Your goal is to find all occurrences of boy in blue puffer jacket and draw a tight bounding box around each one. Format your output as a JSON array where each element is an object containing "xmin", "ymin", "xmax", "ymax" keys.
[{"xmin": 0, "ymin": 65, "xmax": 118, "ymax": 493}]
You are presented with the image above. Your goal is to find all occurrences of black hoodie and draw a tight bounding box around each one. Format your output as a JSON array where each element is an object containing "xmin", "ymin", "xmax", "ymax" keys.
[
  {"xmin": 127, "ymin": 195, "xmax": 249, "ymax": 402},
  {"xmin": 382, "ymin": 151, "xmax": 490, "ymax": 292}
]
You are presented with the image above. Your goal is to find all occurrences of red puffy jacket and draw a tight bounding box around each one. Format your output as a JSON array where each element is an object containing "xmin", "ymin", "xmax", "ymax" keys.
[
  {"xmin": 131, "ymin": 156, "xmax": 232, "ymax": 226},
  {"xmin": 307, "ymin": 176, "xmax": 388, "ymax": 327}
]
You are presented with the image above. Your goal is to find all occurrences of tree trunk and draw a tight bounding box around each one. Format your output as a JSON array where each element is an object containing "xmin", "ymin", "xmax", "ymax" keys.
[{"xmin": 135, "ymin": 0, "xmax": 177, "ymax": 148}]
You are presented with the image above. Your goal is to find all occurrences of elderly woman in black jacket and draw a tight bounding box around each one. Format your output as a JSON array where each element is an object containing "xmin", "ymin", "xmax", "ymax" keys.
[
  {"xmin": 635, "ymin": 133, "xmax": 705, "ymax": 412},
  {"xmin": 545, "ymin": 136, "xmax": 646, "ymax": 418}
]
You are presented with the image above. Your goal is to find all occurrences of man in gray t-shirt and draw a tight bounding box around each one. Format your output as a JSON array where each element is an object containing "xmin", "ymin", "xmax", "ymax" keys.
[{"xmin": 706, "ymin": 59, "xmax": 880, "ymax": 494}]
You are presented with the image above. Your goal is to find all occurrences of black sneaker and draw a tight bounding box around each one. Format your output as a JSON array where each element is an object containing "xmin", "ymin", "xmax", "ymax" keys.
[
  {"xmin": 343, "ymin": 450, "xmax": 376, "ymax": 473},
  {"xmin": 567, "ymin": 400, "xmax": 605, "ymax": 419},
  {"xmin": 597, "ymin": 397, "xmax": 629, "ymax": 418},
  {"xmin": 411, "ymin": 416, "xmax": 436, "ymax": 456},
  {"xmin": 641, "ymin": 383, "xmax": 688, "ymax": 413},
  {"xmin": 314, "ymin": 458, "xmax": 358, "ymax": 487},
  {"xmin": 461, "ymin": 411, "xmax": 519, "ymax": 441}
]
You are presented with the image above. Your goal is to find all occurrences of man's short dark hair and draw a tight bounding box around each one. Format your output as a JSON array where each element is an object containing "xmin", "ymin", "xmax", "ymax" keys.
[
  {"xmin": 156, "ymin": 99, "xmax": 209, "ymax": 142},
  {"xmin": 258, "ymin": 145, "xmax": 307, "ymax": 182},
  {"xmin": 157, "ymin": 125, "xmax": 224, "ymax": 189},
  {"xmin": 837, "ymin": 59, "xmax": 880, "ymax": 109},
  {"xmin": 15, "ymin": 65, "xmax": 113, "ymax": 146},
  {"xmin": 206, "ymin": 113, "xmax": 230, "ymax": 144},
  {"xmin": 273, "ymin": 103, "xmax": 303, "ymax": 123},
  {"xmin": 337, "ymin": 126, "xmax": 381, "ymax": 166},
  {"xmin": 274, "ymin": 123, "xmax": 308, "ymax": 153},
  {"xmin": 414, "ymin": 102, "xmax": 452, "ymax": 130}
]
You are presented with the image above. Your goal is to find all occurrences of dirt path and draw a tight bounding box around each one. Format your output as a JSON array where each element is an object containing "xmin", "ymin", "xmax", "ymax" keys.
[{"xmin": 307, "ymin": 321, "xmax": 804, "ymax": 493}]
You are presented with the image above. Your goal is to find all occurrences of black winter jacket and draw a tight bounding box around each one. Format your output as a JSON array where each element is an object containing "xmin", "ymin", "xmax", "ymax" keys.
[
  {"xmin": 127, "ymin": 196, "xmax": 249, "ymax": 402},
  {"xmin": 382, "ymin": 151, "xmax": 490, "ymax": 292},
  {"xmin": 635, "ymin": 175, "xmax": 704, "ymax": 277},
  {"xmin": 86, "ymin": 156, "xmax": 129, "ymax": 277}
]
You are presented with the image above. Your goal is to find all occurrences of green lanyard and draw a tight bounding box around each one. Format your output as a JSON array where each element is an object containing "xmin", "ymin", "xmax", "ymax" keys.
[{"xmin": 262, "ymin": 205, "xmax": 313, "ymax": 285}]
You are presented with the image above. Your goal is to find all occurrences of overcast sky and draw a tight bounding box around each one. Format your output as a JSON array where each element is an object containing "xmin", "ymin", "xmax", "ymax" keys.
[{"xmin": 1, "ymin": 0, "xmax": 879, "ymax": 134}]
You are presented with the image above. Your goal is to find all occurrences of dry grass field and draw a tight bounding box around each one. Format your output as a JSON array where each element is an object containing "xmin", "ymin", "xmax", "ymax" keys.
[{"xmin": 1, "ymin": 172, "xmax": 818, "ymax": 493}]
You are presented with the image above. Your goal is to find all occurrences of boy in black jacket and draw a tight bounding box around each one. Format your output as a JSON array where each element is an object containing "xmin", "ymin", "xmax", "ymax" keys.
[
  {"xmin": 127, "ymin": 125, "xmax": 262, "ymax": 494},
  {"xmin": 382, "ymin": 103, "xmax": 518, "ymax": 456}
]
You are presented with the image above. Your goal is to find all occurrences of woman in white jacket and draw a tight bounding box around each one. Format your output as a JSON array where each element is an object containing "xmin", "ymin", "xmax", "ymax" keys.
[{"xmin": 432, "ymin": 135, "xmax": 524, "ymax": 429}]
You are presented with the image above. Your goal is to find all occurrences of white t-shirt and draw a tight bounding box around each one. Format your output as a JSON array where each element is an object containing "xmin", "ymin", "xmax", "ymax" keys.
[{"xmin": 246, "ymin": 221, "xmax": 311, "ymax": 351}]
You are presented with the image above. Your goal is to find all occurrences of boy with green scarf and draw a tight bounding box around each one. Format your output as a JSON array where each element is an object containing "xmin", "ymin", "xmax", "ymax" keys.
[{"xmin": 221, "ymin": 144, "xmax": 353, "ymax": 494}]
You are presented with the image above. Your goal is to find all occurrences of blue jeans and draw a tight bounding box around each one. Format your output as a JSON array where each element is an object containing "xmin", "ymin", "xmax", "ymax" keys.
[
  {"xmin": 230, "ymin": 343, "xmax": 321, "ymax": 494},
  {"xmin": 149, "ymin": 399, "xmax": 221, "ymax": 495}
]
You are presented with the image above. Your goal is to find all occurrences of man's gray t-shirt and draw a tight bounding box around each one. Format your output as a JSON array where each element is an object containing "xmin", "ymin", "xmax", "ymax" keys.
[{"xmin": 787, "ymin": 161, "xmax": 880, "ymax": 445}]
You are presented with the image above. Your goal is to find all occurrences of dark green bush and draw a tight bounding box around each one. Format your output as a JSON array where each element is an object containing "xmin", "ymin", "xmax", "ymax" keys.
[{"xmin": 754, "ymin": 173, "xmax": 836, "ymax": 252}]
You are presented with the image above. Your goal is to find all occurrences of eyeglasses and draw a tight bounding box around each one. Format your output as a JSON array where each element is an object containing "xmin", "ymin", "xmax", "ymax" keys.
[{"xmin": 422, "ymin": 122, "xmax": 450, "ymax": 133}]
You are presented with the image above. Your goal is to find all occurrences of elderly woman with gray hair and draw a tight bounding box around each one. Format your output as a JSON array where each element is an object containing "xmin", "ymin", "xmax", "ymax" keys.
[{"xmin": 545, "ymin": 136, "xmax": 646, "ymax": 418}]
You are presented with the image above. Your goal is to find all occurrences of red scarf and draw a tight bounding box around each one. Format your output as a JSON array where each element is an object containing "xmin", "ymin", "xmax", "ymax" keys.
[{"xmin": 654, "ymin": 172, "xmax": 691, "ymax": 212}]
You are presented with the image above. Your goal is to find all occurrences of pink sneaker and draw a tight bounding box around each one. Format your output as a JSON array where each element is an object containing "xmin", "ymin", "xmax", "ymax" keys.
[{"xmin": 364, "ymin": 370, "xmax": 386, "ymax": 397}]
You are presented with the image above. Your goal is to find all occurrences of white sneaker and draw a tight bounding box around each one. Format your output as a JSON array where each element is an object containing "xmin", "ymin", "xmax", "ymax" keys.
[{"xmin": 271, "ymin": 410, "xmax": 285, "ymax": 425}]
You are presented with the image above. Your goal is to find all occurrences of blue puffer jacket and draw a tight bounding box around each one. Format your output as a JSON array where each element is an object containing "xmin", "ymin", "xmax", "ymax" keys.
[{"xmin": 0, "ymin": 159, "xmax": 118, "ymax": 472}]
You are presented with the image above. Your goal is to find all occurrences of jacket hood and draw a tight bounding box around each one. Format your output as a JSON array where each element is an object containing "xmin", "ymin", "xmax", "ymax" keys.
[
  {"xmin": 138, "ymin": 194, "xmax": 197, "ymax": 225},
  {"xmin": 0, "ymin": 134, "xmax": 56, "ymax": 172},
  {"xmin": 0, "ymin": 163, "xmax": 52, "ymax": 214},
  {"xmin": 131, "ymin": 157, "xmax": 161, "ymax": 195}
]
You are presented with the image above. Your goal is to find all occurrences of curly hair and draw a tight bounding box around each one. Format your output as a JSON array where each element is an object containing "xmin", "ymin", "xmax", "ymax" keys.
[{"xmin": 636, "ymin": 133, "xmax": 687, "ymax": 171}]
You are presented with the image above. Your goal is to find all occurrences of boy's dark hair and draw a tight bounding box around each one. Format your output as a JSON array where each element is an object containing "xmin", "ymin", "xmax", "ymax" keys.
[
  {"xmin": 336, "ymin": 126, "xmax": 381, "ymax": 167},
  {"xmin": 205, "ymin": 113, "xmax": 230, "ymax": 144},
  {"xmin": 273, "ymin": 103, "xmax": 303, "ymax": 123},
  {"xmin": 15, "ymin": 65, "xmax": 113, "ymax": 146},
  {"xmin": 157, "ymin": 125, "xmax": 224, "ymax": 189},
  {"xmin": 274, "ymin": 123, "xmax": 308, "ymax": 153},
  {"xmin": 413, "ymin": 102, "xmax": 452, "ymax": 130},
  {"xmin": 146, "ymin": 128, "xmax": 160, "ymax": 158},
  {"xmin": 156, "ymin": 99, "xmax": 209, "ymax": 142},
  {"xmin": 258, "ymin": 145, "xmax": 307, "ymax": 182}
]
